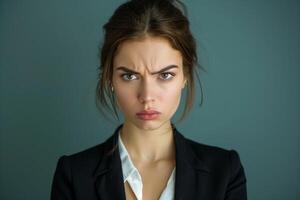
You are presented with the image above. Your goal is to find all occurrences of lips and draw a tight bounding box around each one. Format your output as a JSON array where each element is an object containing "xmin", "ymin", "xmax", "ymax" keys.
[
  {"xmin": 136, "ymin": 110, "xmax": 161, "ymax": 120},
  {"xmin": 136, "ymin": 110, "xmax": 160, "ymax": 115}
]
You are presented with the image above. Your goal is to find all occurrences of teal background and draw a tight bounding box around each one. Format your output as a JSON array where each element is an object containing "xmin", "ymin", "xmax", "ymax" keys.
[{"xmin": 1, "ymin": 0, "xmax": 299, "ymax": 199}]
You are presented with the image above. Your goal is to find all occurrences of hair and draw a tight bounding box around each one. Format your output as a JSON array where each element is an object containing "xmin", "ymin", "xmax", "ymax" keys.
[{"xmin": 96, "ymin": 0, "xmax": 205, "ymax": 124}]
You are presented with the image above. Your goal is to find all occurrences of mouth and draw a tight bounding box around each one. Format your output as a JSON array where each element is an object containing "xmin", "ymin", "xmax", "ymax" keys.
[{"xmin": 136, "ymin": 110, "xmax": 161, "ymax": 120}]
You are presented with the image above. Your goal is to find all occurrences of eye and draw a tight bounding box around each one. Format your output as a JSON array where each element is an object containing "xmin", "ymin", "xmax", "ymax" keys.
[
  {"xmin": 159, "ymin": 72, "xmax": 175, "ymax": 80},
  {"xmin": 120, "ymin": 73, "xmax": 138, "ymax": 81}
]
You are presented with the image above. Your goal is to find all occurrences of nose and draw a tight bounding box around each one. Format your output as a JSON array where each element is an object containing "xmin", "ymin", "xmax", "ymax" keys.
[{"xmin": 138, "ymin": 78, "xmax": 155, "ymax": 105}]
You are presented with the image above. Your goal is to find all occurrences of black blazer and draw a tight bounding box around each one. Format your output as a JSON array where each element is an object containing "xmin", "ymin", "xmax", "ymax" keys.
[{"xmin": 51, "ymin": 124, "xmax": 247, "ymax": 200}]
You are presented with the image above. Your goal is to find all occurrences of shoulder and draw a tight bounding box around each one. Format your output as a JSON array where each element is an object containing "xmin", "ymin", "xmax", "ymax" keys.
[
  {"xmin": 51, "ymin": 138, "xmax": 114, "ymax": 199},
  {"xmin": 186, "ymin": 137, "xmax": 241, "ymax": 161},
  {"xmin": 53, "ymin": 125, "xmax": 120, "ymax": 177},
  {"xmin": 184, "ymin": 136, "xmax": 245, "ymax": 176},
  {"xmin": 54, "ymin": 139, "xmax": 109, "ymax": 174},
  {"xmin": 184, "ymin": 137, "xmax": 247, "ymax": 197}
]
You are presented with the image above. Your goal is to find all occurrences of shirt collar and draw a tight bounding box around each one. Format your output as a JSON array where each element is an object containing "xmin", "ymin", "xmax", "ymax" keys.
[{"xmin": 118, "ymin": 129, "xmax": 142, "ymax": 183}]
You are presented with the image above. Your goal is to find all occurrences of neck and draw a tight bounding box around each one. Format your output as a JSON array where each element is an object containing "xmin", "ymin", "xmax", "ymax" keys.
[{"xmin": 120, "ymin": 121, "xmax": 175, "ymax": 164}]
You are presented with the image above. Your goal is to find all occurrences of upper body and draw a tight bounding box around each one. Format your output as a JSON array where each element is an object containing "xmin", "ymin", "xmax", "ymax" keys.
[
  {"xmin": 51, "ymin": 1, "xmax": 247, "ymax": 199},
  {"xmin": 51, "ymin": 124, "xmax": 247, "ymax": 200}
]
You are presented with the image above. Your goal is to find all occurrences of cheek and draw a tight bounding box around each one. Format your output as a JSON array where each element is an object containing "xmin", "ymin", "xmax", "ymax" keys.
[
  {"xmin": 114, "ymin": 85, "xmax": 136, "ymax": 112},
  {"xmin": 164, "ymin": 85, "xmax": 181, "ymax": 98},
  {"xmin": 161, "ymin": 84, "xmax": 183, "ymax": 109}
]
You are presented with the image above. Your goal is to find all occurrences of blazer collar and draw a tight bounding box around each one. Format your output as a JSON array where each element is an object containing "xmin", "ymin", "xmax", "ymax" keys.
[{"xmin": 93, "ymin": 123, "xmax": 211, "ymax": 200}]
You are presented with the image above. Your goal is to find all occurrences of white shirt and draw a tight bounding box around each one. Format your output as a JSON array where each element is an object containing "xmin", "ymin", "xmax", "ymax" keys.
[{"xmin": 118, "ymin": 130, "xmax": 176, "ymax": 200}]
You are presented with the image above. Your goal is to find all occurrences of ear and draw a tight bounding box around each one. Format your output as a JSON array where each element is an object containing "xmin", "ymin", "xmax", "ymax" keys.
[{"xmin": 182, "ymin": 79, "xmax": 187, "ymax": 89}]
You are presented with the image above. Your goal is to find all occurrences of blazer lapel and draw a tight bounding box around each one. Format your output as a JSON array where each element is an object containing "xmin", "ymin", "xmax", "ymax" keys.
[
  {"xmin": 173, "ymin": 127, "xmax": 211, "ymax": 200},
  {"xmin": 93, "ymin": 124, "xmax": 126, "ymax": 200}
]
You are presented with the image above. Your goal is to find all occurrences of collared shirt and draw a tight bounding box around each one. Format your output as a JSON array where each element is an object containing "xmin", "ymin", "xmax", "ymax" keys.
[{"xmin": 118, "ymin": 130, "xmax": 176, "ymax": 200}]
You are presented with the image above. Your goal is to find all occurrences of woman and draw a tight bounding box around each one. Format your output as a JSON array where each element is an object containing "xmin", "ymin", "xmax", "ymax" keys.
[{"xmin": 51, "ymin": 0, "xmax": 247, "ymax": 199}]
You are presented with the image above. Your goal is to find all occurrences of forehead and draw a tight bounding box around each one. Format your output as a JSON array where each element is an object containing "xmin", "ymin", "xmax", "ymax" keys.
[{"xmin": 113, "ymin": 36, "xmax": 183, "ymax": 69}]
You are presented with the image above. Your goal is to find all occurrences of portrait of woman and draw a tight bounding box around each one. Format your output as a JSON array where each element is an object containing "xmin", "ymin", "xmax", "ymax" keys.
[{"xmin": 51, "ymin": 0, "xmax": 247, "ymax": 199}]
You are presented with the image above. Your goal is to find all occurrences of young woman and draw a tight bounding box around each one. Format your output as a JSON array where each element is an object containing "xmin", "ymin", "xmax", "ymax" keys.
[{"xmin": 51, "ymin": 0, "xmax": 247, "ymax": 199}]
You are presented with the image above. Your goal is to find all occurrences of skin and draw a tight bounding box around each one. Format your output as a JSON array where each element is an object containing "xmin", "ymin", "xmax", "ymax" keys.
[
  {"xmin": 112, "ymin": 35, "xmax": 187, "ymax": 200},
  {"xmin": 112, "ymin": 35, "xmax": 186, "ymax": 164}
]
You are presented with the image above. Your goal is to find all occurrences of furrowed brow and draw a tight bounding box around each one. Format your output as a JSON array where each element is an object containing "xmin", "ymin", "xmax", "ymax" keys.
[{"xmin": 116, "ymin": 65, "xmax": 178, "ymax": 75}]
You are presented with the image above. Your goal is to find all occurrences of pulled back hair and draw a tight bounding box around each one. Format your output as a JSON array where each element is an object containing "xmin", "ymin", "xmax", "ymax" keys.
[{"xmin": 96, "ymin": 0, "xmax": 205, "ymax": 123}]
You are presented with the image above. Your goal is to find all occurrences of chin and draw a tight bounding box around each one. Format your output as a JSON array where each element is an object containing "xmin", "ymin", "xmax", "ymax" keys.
[
  {"xmin": 130, "ymin": 117, "xmax": 169, "ymax": 131},
  {"xmin": 135, "ymin": 120, "xmax": 159, "ymax": 130}
]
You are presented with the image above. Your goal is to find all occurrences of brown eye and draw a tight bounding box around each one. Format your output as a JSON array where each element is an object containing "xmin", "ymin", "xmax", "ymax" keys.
[{"xmin": 159, "ymin": 72, "xmax": 175, "ymax": 80}]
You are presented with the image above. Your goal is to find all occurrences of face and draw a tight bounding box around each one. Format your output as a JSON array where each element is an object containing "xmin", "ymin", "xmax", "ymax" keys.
[{"xmin": 112, "ymin": 35, "xmax": 186, "ymax": 130}]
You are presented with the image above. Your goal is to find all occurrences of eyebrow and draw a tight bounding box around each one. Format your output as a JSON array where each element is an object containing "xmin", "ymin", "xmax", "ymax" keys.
[{"xmin": 116, "ymin": 65, "xmax": 178, "ymax": 75}]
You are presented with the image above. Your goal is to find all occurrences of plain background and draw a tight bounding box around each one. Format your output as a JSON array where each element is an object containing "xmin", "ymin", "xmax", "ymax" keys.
[{"xmin": 1, "ymin": 0, "xmax": 299, "ymax": 199}]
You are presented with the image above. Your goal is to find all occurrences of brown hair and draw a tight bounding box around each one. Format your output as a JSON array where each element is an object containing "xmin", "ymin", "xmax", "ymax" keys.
[{"xmin": 96, "ymin": 0, "xmax": 205, "ymax": 124}]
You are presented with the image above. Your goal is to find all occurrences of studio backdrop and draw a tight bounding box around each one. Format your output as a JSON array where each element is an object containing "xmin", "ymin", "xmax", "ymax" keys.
[{"xmin": 1, "ymin": 0, "xmax": 299, "ymax": 199}]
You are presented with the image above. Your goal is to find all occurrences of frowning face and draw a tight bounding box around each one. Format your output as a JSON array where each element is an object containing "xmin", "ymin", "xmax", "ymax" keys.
[{"xmin": 112, "ymin": 35, "xmax": 186, "ymax": 130}]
